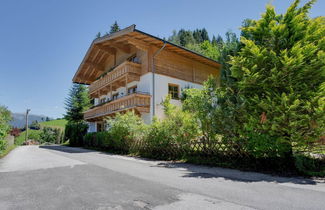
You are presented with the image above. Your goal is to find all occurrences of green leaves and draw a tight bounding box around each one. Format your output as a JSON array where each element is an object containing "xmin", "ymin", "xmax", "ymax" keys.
[
  {"xmin": 0, "ymin": 105, "xmax": 12, "ymax": 140},
  {"xmin": 229, "ymin": 0, "xmax": 325, "ymax": 157}
]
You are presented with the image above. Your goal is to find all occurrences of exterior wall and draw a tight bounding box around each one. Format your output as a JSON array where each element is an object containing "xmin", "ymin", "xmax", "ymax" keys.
[
  {"xmin": 88, "ymin": 122, "xmax": 97, "ymax": 133},
  {"xmin": 94, "ymin": 81, "xmax": 139, "ymax": 106},
  {"xmin": 153, "ymin": 47, "xmax": 220, "ymax": 85},
  {"xmin": 85, "ymin": 43, "xmax": 219, "ymax": 128},
  {"xmin": 149, "ymin": 73, "xmax": 202, "ymax": 120},
  {"xmin": 90, "ymin": 72, "xmax": 203, "ymax": 125}
]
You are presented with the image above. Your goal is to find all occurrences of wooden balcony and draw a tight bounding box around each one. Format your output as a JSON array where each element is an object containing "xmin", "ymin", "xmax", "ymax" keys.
[
  {"xmin": 89, "ymin": 61, "xmax": 141, "ymax": 96},
  {"xmin": 84, "ymin": 92, "xmax": 151, "ymax": 121}
]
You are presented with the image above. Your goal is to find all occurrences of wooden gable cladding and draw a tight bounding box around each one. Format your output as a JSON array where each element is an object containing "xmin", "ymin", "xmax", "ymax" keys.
[
  {"xmin": 73, "ymin": 25, "xmax": 221, "ymax": 85},
  {"xmin": 153, "ymin": 47, "xmax": 220, "ymax": 84}
]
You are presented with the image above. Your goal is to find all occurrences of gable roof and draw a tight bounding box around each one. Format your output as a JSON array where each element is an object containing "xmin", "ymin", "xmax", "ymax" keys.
[{"xmin": 73, "ymin": 24, "xmax": 221, "ymax": 84}]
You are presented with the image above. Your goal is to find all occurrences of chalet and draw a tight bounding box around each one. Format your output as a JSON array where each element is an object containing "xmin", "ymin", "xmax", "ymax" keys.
[{"xmin": 73, "ymin": 25, "xmax": 221, "ymax": 132}]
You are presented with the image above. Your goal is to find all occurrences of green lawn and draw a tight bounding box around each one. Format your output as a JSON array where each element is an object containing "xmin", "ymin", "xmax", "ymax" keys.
[{"xmin": 40, "ymin": 119, "xmax": 67, "ymax": 130}]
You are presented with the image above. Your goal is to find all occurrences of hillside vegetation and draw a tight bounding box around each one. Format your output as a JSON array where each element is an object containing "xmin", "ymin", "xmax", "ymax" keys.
[{"xmin": 40, "ymin": 119, "xmax": 67, "ymax": 130}]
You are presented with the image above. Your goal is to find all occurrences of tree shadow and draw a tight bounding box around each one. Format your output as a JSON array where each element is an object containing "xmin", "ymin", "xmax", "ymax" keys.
[
  {"xmin": 40, "ymin": 145, "xmax": 324, "ymax": 186},
  {"xmin": 153, "ymin": 162, "xmax": 323, "ymax": 185},
  {"xmin": 39, "ymin": 145, "xmax": 95, "ymax": 153}
]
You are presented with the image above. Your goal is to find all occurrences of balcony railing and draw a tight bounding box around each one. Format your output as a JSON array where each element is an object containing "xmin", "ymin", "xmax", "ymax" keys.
[
  {"xmin": 89, "ymin": 61, "xmax": 141, "ymax": 95},
  {"xmin": 84, "ymin": 92, "xmax": 151, "ymax": 120}
]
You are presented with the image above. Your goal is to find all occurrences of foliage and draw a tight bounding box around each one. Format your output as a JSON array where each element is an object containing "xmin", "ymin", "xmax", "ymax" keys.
[
  {"xmin": 294, "ymin": 154, "xmax": 325, "ymax": 176},
  {"xmin": 14, "ymin": 129, "xmax": 41, "ymax": 145},
  {"xmin": 29, "ymin": 120, "xmax": 40, "ymax": 130},
  {"xmin": 40, "ymin": 119, "xmax": 67, "ymax": 129},
  {"xmin": 0, "ymin": 105, "xmax": 12, "ymax": 140},
  {"xmin": 109, "ymin": 21, "xmax": 120, "ymax": 34},
  {"xmin": 105, "ymin": 111, "xmax": 145, "ymax": 152},
  {"xmin": 0, "ymin": 140, "xmax": 7, "ymax": 151},
  {"xmin": 229, "ymin": 0, "xmax": 325, "ymax": 157},
  {"xmin": 39, "ymin": 127, "xmax": 55, "ymax": 144},
  {"xmin": 168, "ymin": 28, "xmax": 210, "ymax": 47},
  {"xmin": 28, "ymin": 130, "xmax": 41, "ymax": 141},
  {"xmin": 65, "ymin": 121, "xmax": 88, "ymax": 146},
  {"xmin": 10, "ymin": 128, "xmax": 21, "ymax": 137},
  {"xmin": 0, "ymin": 144, "xmax": 16, "ymax": 159},
  {"xmin": 95, "ymin": 32, "xmax": 101, "ymax": 38},
  {"xmin": 137, "ymin": 96, "xmax": 199, "ymax": 158},
  {"xmin": 84, "ymin": 131, "xmax": 111, "ymax": 148},
  {"xmin": 64, "ymin": 84, "xmax": 90, "ymax": 122}
]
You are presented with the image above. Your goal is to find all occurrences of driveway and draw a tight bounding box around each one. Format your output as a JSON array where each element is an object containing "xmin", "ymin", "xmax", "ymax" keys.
[{"xmin": 0, "ymin": 146, "xmax": 324, "ymax": 210}]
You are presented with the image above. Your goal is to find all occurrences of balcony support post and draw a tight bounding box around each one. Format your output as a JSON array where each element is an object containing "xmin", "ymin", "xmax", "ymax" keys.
[
  {"xmin": 125, "ymin": 75, "xmax": 128, "ymax": 95},
  {"xmin": 110, "ymin": 84, "xmax": 112, "ymax": 100}
]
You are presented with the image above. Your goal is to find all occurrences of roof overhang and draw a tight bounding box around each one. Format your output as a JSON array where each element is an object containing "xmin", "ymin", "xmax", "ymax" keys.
[{"xmin": 73, "ymin": 24, "xmax": 221, "ymax": 84}]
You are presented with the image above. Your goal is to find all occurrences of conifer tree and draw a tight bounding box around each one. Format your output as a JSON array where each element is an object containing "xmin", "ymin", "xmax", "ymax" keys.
[
  {"xmin": 109, "ymin": 21, "xmax": 120, "ymax": 34},
  {"xmin": 64, "ymin": 84, "xmax": 90, "ymax": 122},
  {"xmin": 230, "ymin": 0, "xmax": 325, "ymax": 157}
]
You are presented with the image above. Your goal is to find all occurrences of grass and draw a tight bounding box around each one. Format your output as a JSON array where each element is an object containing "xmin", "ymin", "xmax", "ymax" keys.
[
  {"xmin": 40, "ymin": 119, "xmax": 67, "ymax": 130},
  {"xmin": 0, "ymin": 144, "xmax": 16, "ymax": 158}
]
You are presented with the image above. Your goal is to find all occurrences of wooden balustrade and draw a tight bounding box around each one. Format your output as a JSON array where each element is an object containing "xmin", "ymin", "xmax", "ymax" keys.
[
  {"xmin": 89, "ymin": 61, "xmax": 141, "ymax": 95},
  {"xmin": 84, "ymin": 93, "xmax": 151, "ymax": 120}
]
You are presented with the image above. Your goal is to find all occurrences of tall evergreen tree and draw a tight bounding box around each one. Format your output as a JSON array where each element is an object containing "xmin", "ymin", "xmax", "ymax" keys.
[
  {"xmin": 193, "ymin": 28, "xmax": 210, "ymax": 43},
  {"xmin": 95, "ymin": 32, "xmax": 101, "ymax": 38},
  {"xmin": 109, "ymin": 21, "xmax": 120, "ymax": 34},
  {"xmin": 230, "ymin": 0, "xmax": 325, "ymax": 157},
  {"xmin": 178, "ymin": 29, "xmax": 195, "ymax": 47},
  {"xmin": 64, "ymin": 84, "xmax": 90, "ymax": 122}
]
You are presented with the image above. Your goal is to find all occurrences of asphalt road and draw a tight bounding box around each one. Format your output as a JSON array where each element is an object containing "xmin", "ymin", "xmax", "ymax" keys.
[{"xmin": 0, "ymin": 146, "xmax": 324, "ymax": 210}]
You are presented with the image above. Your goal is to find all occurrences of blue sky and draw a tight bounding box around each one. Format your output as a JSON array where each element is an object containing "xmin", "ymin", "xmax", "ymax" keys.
[{"xmin": 0, "ymin": 0, "xmax": 324, "ymax": 118}]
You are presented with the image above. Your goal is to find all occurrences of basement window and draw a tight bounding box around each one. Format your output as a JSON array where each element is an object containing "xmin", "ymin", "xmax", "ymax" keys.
[{"xmin": 168, "ymin": 84, "xmax": 179, "ymax": 100}]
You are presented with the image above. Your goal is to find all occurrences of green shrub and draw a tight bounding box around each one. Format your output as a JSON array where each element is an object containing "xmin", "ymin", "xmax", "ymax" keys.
[
  {"xmin": 142, "ymin": 96, "xmax": 200, "ymax": 159},
  {"xmin": 294, "ymin": 154, "xmax": 325, "ymax": 177},
  {"xmin": 28, "ymin": 130, "xmax": 41, "ymax": 141},
  {"xmin": 105, "ymin": 111, "xmax": 145, "ymax": 153},
  {"xmin": 65, "ymin": 122, "xmax": 88, "ymax": 146},
  {"xmin": 0, "ymin": 140, "xmax": 7, "ymax": 151},
  {"xmin": 84, "ymin": 131, "xmax": 111, "ymax": 148},
  {"xmin": 0, "ymin": 105, "xmax": 11, "ymax": 140}
]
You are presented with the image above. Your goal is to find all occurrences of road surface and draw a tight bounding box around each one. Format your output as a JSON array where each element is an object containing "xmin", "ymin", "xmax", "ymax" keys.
[{"xmin": 0, "ymin": 145, "xmax": 324, "ymax": 209}]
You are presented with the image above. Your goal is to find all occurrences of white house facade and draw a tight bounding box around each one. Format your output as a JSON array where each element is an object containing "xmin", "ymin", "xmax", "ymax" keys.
[{"xmin": 72, "ymin": 25, "xmax": 221, "ymax": 132}]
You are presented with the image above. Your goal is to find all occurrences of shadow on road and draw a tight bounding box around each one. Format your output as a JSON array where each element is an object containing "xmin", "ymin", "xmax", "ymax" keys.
[
  {"xmin": 39, "ymin": 145, "xmax": 95, "ymax": 153},
  {"xmin": 153, "ymin": 162, "xmax": 323, "ymax": 185},
  {"xmin": 40, "ymin": 145, "xmax": 323, "ymax": 186}
]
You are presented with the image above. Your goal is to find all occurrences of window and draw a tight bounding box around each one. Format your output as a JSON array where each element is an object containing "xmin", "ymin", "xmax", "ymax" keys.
[
  {"xmin": 100, "ymin": 98, "xmax": 106, "ymax": 104},
  {"xmin": 168, "ymin": 84, "xmax": 179, "ymax": 100},
  {"xmin": 112, "ymin": 93, "xmax": 119, "ymax": 100},
  {"xmin": 128, "ymin": 86, "xmax": 137, "ymax": 95}
]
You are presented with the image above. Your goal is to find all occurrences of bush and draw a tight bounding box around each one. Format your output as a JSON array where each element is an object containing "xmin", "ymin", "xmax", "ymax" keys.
[
  {"xmin": 29, "ymin": 121, "xmax": 40, "ymax": 130},
  {"xmin": 141, "ymin": 96, "xmax": 200, "ymax": 159},
  {"xmin": 105, "ymin": 111, "xmax": 145, "ymax": 153},
  {"xmin": 65, "ymin": 121, "xmax": 88, "ymax": 146},
  {"xmin": 10, "ymin": 128, "xmax": 21, "ymax": 137},
  {"xmin": 294, "ymin": 154, "xmax": 325, "ymax": 177},
  {"xmin": 39, "ymin": 127, "xmax": 64, "ymax": 144},
  {"xmin": 84, "ymin": 131, "xmax": 111, "ymax": 148},
  {"xmin": 28, "ymin": 130, "xmax": 41, "ymax": 141},
  {"xmin": 0, "ymin": 140, "xmax": 7, "ymax": 151},
  {"xmin": 0, "ymin": 105, "xmax": 11, "ymax": 140}
]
